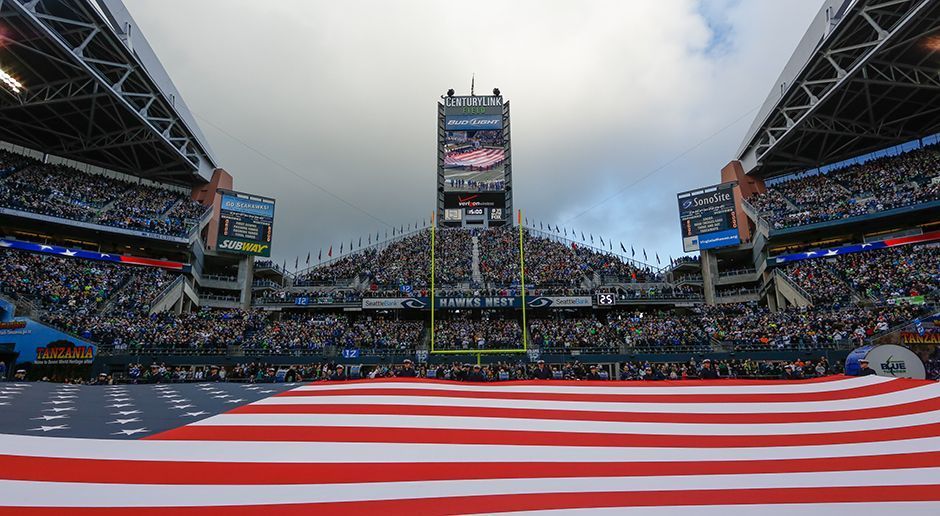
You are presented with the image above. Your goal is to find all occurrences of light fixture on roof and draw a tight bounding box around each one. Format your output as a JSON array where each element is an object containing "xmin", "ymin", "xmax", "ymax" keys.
[{"xmin": 0, "ymin": 67, "xmax": 23, "ymax": 93}]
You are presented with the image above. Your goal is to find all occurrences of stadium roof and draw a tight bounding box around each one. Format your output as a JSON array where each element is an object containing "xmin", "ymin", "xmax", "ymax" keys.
[
  {"xmin": 0, "ymin": 0, "xmax": 216, "ymax": 185},
  {"xmin": 737, "ymin": 0, "xmax": 940, "ymax": 179}
]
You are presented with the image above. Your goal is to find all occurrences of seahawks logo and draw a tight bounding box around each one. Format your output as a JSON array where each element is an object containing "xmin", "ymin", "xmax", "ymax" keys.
[
  {"xmin": 527, "ymin": 297, "xmax": 553, "ymax": 308},
  {"xmin": 402, "ymin": 299, "xmax": 428, "ymax": 309}
]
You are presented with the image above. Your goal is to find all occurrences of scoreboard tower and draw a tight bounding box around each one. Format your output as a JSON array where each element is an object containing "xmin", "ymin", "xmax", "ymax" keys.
[{"xmin": 437, "ymin": 91, "xmax": 513, "ymax": 228}]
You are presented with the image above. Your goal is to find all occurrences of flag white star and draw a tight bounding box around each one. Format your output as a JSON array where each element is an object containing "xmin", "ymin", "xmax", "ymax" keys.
[
  {"xmin": 213, "ymin": 394, "xmax": 230, "ymax": 399},
  {"xmin": 39, "ymin": 245, "xmax": 53, "ymax": 251},
  {"xmin": 31, "ymin": 415, "xmax": 69, "ymax": 421},
  {"xmin": 225, "ymin": 398, "xmax": 245, "ymax": 404},
  {"xmin": 824, "ymin": 249, "xmax": 839, "ymax": 256},
  {"xmin": 107, "ymin": 418, "xmax": 142, "ymax": 425},
  {"xmin": 29, "ymin": 425, "xmax": 69, "ymax": 432},
  {"xmin": 107, "ymin": 403, "xmax": 134, "ymax": 408},
  {"xmin": 0, "ymin": 240, "xmax": 10, "ymax": 247},
  {"xmin": 259, "ymin": 390, "xmax": 276, "ymax": 393},
  {"xmin": 0, "ymin": 402, "xmax": 8, "ymax": 406},
  {"xmin": 112, "ymin": 428, "xmax": 148, "ymax": 436},
  {"xmin": 165, "ymin": 398, "xmax": 188, "ymax": 403},
  {"xmin": 61, "ymin": 249, "xmax": 77, "ymax": 256},
  {"xmin": 100, "ymin": 253, "xmax": 111, "ymax": 258},
  {"xmin": 43, "ymin": 400, "xmax": 73, "ymax": 405},
  {"xmin": 171, "ymin": 404, "xmax": 195, "ymax": 409},
  {"xmin": 111, "ymin": 410, "xmax": 142, "ymax": 416},
  {"xmin": 52, "ymin": 395, "xmax": 77, "ymax": 399},
  {"xmin": 43, "ymin": 407, "xmax": 75, "ymax": 413},
  {"xmin": 182, "ymin": 411, "xmax": 208, "ymax": 417},
  {"xmin": 108, "ymin": 398, "xmax": 132, "ymax": 402}
]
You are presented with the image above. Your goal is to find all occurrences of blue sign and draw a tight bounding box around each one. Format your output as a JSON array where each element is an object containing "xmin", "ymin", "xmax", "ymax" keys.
[
  {"xmin": 295, "ymin": 297, "xmax": 310, "ymax": 306},
  {"xmin": 697, "ymin": 228, "xmax": 741, "ymax": 250},
  {"xmin": 400, "ymin": 285, "xmax": 413, "ymax": 294},
  {"xmin": 342, "ymin": 349, "xmax": 360, "ymax": 359},
  {"xmin": 221, "ymin": 194, "xmax": 275, "ymax": 218}
]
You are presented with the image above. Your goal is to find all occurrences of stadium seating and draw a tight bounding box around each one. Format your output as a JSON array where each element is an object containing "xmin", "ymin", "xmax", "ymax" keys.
[
  {"xmin": 747, "ymin": 145, "xmax": 940, "ymax": 229},
  {"xmin": 0, "ymin": 158, "xmax": 209, "ymax": 237},
  {"xmin": 780, "ymin": 244, "xmax": 939, "ymax": 304},
  {"xmin": 434, "ymin": 316, "xmax": 523, "ymax": 351}
]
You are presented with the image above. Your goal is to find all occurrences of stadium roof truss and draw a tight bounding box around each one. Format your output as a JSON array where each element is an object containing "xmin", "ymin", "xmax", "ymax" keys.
[
  {"xmin": 738, "ymin": 0, "xmax": 940, "ymax": 178},
  {"xmin": 0, "ymin": 0, "xmax": 215, "ymax": 184}
]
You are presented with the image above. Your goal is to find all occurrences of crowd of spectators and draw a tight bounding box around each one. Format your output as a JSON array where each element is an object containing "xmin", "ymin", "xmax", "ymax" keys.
[
  {"xmin": 244, "ymin": 315, "xmax": 424, "ymax": 354},
  {"xmin": 434, "ymin": 316, "xmax": 523, "ymax": 350},
  {"xmin": 781, "ymin": 244, "xmax": 939, "ymax": 304},
  {"xmin": 295, "ymin": 229, "xmax": 473, "ymax": 287},
  {"xmin": 0, "ymin": 154, "xmax": 209, "ymax": 237},
  {"xmin": 0, "ymin": 249, "xmax": 141, "ymax": 313},
  {"xmin": 748, "ymin": 145, "xmax": 940, "ymax": 229},
  {"xmin": 478, "ymin": 226, "xmax": 656, "ymax": 286}
]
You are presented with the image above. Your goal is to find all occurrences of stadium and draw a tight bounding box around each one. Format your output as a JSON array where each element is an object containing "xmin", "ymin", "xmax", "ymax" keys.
[{"xmin": 0, "ymin": 0, "xmax": 939, "ymax": 513}]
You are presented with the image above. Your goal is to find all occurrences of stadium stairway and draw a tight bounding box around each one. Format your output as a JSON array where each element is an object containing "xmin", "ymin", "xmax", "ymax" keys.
[
  {"xmin": 471, "ymin": 236, "xmax": 483, "ymax": 284},
  {"xmin": 772, "ymin": 268, "xmax": 814, "ymax": 309}
]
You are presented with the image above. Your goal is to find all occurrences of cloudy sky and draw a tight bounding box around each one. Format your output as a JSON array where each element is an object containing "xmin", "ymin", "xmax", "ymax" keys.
[{"xmin": 123, "ymin": 0, "xmax": 822, "ymax": 267}]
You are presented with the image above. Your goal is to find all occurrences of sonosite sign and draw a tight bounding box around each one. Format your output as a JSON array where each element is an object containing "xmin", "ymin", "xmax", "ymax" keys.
[
  {"xmin": 677, "ymin": 182, "xmax": 739, "ymax": 252},
  {"xmin": 216, "ymin": 190, "xmax": 275, "ymax": 257}
]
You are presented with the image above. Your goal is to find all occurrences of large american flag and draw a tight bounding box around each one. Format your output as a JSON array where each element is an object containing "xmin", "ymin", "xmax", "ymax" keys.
[{"xmin": 2, "ymin": 375, "xmax": 940, "ymax": 514}]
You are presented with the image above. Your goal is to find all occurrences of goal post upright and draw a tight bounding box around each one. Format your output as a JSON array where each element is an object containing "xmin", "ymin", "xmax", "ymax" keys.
[
  {"xmin": 430, "ymin": 211, "xmax": 436, "ymax": 353},
  {"xmin": 518, "ymin": 209, "xmax": 528, "ymax": 352}
]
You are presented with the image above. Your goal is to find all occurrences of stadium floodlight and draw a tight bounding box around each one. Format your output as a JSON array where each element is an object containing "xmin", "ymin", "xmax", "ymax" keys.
[
  {"xmin": 0, "ymin": 67, "xmax": 23, "ymax": 93},
  {"xmin": 446, "ymin": 89, "xmax": 455, "ymax": 97},
  {"xmin": 493, "ymin": 88, "xmax": 500, "ymax": 96}
]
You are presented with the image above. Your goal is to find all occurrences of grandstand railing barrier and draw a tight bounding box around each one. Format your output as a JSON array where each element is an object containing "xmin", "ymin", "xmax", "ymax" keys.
[
  {"xmin": 0, "ymin": 205, "xmax": 190, "ymax": 243},
  {"xmin": 769, "ymin": 199, "xmax": 940, "ymax": 236},
  {"xmin": 772, "ymin": 268, "xmax": 814, "ymax": 307},
  {"xmin": 149, "ymin": 275, "xmax": 186, "ymax": 315},
  {"xmin": 740, "ymin": 198, "xmax": 772, "ymax": 239},
  {"xmin": 870, "ymin": 308, "xmax": 939, "ymax": 345},
  {"xmin": 186, "ymin": 205, "xmax": 213, "ymax": 244}
]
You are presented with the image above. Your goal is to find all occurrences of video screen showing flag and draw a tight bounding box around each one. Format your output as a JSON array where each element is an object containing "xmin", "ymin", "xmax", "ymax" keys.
[
  {"xmin": 442, "ymin": 95, "xmax": 506, "ymax": 193},
  {"xmin": 216, "ymin": 190, "xmax": 276, "ymax": 257}
]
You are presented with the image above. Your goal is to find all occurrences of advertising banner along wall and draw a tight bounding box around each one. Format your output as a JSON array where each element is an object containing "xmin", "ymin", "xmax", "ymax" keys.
[{"xmin": 363, "ymin": 296, "xmax": 591, "ymax": 310}]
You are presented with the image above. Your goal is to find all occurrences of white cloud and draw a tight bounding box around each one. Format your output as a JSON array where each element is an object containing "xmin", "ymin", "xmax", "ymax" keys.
[{"xmin": 122, "ymin": 0, "xmax": 822, "ymax": 264}]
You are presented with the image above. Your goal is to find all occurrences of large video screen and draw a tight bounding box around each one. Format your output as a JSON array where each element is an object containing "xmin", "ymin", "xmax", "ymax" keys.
[
  {"xmin": 677, "ymin": 182, "xmax": 739, "ymax": 252},
  {"xmin": 443, "ymin": 96, "xmax": 506, "ymax": 193},
  {"xmin": 216, "ymin": 190, "xmax": 275, "ymax": 257}
]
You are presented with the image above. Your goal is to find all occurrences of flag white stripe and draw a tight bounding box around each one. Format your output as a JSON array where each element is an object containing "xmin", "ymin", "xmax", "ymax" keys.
[
  {"xmin": 2, "ymin": 468, "xmax": 939, "ymax": 507},
  {"xmin": 289, "ymin": 376, "xmax": 890, "ymax": 394},
  {"xmin": 250, "ymin": 383, "xmax": 940, "ymax": 413},
  {"xmin": 4, "ymin": 433, "xmax": 940, "ymax": 463},
  {"xmin": 191, "ymin": 410, "xmax": 940, "ymax": 435}
]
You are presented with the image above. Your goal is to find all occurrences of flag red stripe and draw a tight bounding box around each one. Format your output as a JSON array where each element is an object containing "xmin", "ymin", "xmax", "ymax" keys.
[
  {"xmin": 273, "ymin": 380, "xmax": 912, "ymax": 403},
  {"xmin": 228, "ymin": 394, "xmax": 940, "ymax": 424},
  {"xmin": 147, "ymin": 420, "xmax": 940, "ymax": 447},
  {"xmin": 2, "ymin": 451, "xmax": 940, "ymax": 485},
  {"xmin": 4, "ymin": 485, "xmax": 940, "ymax": 514}
]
